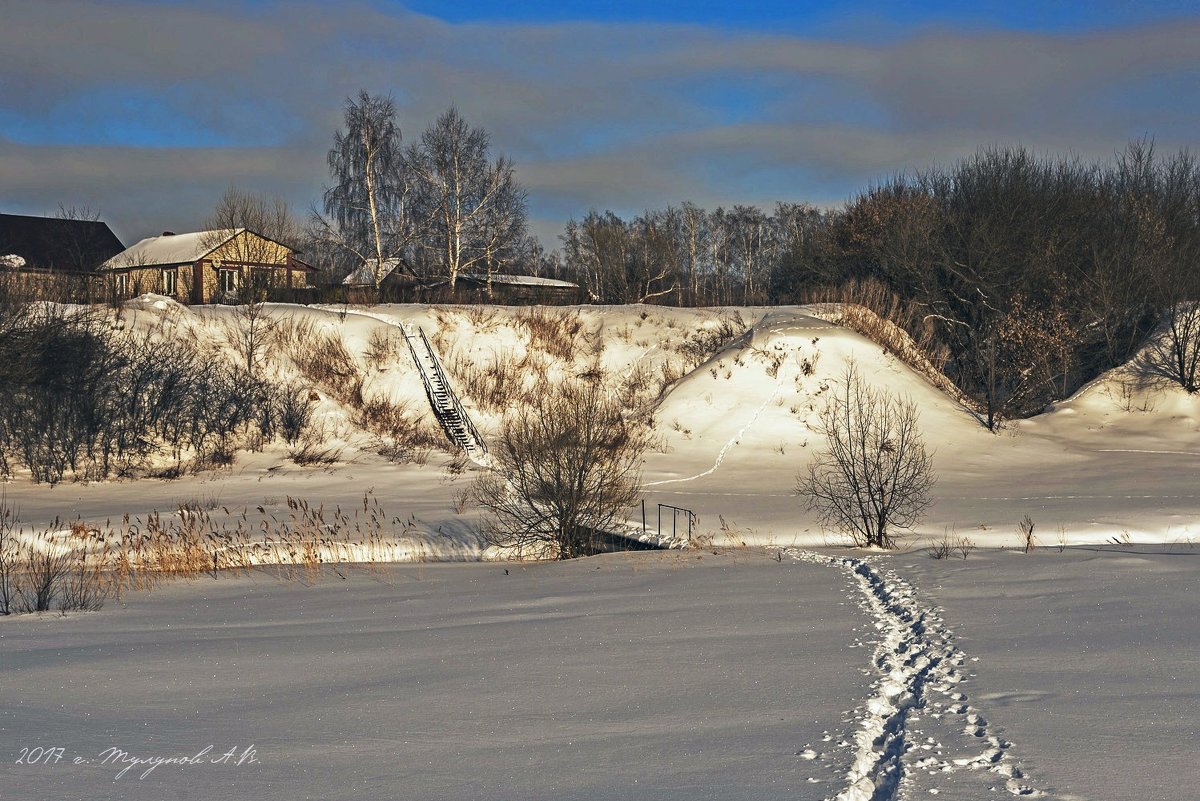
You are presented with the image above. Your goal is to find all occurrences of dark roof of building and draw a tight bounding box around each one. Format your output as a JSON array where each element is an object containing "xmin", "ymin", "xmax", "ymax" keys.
[{"xmin": 0, "ymin": 213, "xmax": 125, "ymax": 275}]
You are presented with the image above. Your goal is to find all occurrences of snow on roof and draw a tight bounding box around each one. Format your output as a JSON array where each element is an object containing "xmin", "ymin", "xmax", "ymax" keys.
[
  {"xmin": 343, "ymin": 258, "xmax": 402, "ymax": 286},
  {"xmin": 0, "ymin": 254, "xmax": 26, "ymax": 270},
  {"xmin": 343, "ymin": 262, "xmax": 578, "ymax": 289},
  {"xmin": 460, "ymin": 272, "xmax": 578, "ymax": 288},
  {"xmin": 101, "ymin": 229, "xmax": 242, "ymax": 270}
]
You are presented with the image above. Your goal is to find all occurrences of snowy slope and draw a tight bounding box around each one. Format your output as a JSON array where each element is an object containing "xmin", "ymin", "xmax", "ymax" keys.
[{"xmin": 6, "ymin": 298, "xmax": 1200, "ymax": 552}]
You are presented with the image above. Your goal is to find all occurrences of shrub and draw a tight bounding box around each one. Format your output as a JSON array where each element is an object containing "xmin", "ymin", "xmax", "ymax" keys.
[
  {"xmin": 676, "ymin": 312, "xmax": 747, "ymax": 368},
  {"xmin": 0, "ymin": 305, "xmax": 273, "ymax": 483},
  {"xmin": 798, "ymin": 363, "xmax": 935, "ymax": 549},
  {"xmin": 466, "ymin": 378, "xmax": 648, "ymax": 559},
  {"xmin": 275, "ymin": 382, "xmax": 314, "ymax": 445}
]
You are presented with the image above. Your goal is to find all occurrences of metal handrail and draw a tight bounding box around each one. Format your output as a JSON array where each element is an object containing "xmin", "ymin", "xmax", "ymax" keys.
[
  {"xmin": 402, "ymin": 325, "xmax": 487, "ymax": 455},
  {"xmin": 419, "ymin": 327, "xmax": 489, "ymax": 454}
]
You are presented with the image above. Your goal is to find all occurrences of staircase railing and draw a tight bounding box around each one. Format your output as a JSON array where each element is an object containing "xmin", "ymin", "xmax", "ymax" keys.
[{"xmin": 403, "ymin": 325, "xmax": 488, "ymax": 456}]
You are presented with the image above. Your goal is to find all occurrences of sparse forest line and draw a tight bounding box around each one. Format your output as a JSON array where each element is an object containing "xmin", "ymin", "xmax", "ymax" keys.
[
  {"xmin": 559, "ymin": 141, "xmax": 1200, "ymax": 428},
  {"xmin": 301, "ymin": 94, "xmax": 1200, "ymax": 428}
]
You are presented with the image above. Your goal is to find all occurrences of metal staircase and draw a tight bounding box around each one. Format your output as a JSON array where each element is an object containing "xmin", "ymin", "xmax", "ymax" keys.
[{"xmin": 401, "ymin": 324, "xmax": 489, "ymax": 463}]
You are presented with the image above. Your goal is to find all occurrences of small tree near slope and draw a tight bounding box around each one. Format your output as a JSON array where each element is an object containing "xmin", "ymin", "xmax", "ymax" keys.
[
  {"xmin": 466, "ymin": 378, "xmax": 646, "ymax": 559},
  {"xmin": 798, "ymin": 363, "xmax": 935, "ymax": 549}
]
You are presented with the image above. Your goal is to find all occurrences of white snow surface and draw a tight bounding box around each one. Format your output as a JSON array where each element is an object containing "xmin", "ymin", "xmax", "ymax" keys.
[
  {"xmin": 1, "ymin": 552, "xmax": 872, "ymax": 800},
  {"xmin": 4, "ymin": 547, "xmax": 1195, "ymax": 800}
]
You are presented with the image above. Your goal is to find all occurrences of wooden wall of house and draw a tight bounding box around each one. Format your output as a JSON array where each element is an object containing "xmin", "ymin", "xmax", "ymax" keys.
[{"xmin": 208, "ymin": 231, "xmax": 291, "ymax": 265}]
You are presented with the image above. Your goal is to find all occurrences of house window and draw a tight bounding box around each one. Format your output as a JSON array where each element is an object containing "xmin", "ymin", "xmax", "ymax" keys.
[
  {"xmin": 162, "ymin": 269, "xmax": 177, "ymax": 296},
  {"xmin": 218, "ymin": 269, "xmax": 238, "ymax": 294},
  {"xmin": 114, "ymin": 273, "xmax": 128, "ymax": 296}
]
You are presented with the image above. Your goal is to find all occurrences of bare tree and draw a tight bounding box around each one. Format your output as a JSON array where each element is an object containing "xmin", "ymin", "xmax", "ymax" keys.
[
  {"xmin": 561, "ymin": 210, "xmax": 675, "ymax": 304},
  {"xmin": 409, "ymin": 107, "xmax": 527, "ymax": 290},
  {"xmin": 203, "ymin": 188, "xmax": 297, "ymax": 377},
  {"xmin": 204, "ymin": 187, "xmax": 299, "ymax": 298},
  {"xmin": 319, "ymin": 92, "xmax": 421, "ymax": 289},
  {"xmin": 1138, "ymin": 302, "xmax": 1200, "ymax": 393},
  {"xmin": 466, "ymin": 378, "xmax": 647, "ymax": 559},
  {"xmin": 206, "ymin": 188, "xmax": 298, "ymax": 248},
  {"xmin": 798, "ymin": 363, "xmax": 935, "ymax": 549}
]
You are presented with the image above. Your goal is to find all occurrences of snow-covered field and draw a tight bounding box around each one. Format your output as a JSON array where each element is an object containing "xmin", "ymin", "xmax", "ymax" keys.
[
  {"xmin": 3, "ymin": 300, "xmax": 1198, "ymax": 799},
  {"xmin": 4, "ymin": 547, "xmax": 1195, "ymax": 800}
]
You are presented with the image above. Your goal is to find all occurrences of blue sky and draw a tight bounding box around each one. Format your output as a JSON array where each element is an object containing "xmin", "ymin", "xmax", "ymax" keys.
[
  {"xmin": 400, "ymin": 0, "xmax": 1194, "ymax": 33},
  {"xmin": 2, "ymin": 1, "xmax": 1197, "ymax": 247}
]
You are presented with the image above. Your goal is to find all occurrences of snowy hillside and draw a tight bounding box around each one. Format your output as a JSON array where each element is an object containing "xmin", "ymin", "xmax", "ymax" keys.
[{"xmin": 5, "ymin": 297, "xmax": 1200, "ymax": 552}]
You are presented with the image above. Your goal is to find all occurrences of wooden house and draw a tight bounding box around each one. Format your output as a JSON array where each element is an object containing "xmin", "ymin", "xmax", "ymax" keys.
[
  {"xmin": 455, "ymin": 272, "xmax": 582, "ymax": 304},
  {"xmin": 0, "ymin": 213, "xmax": 125, "ymax": 298},
  {"xmin": 100, "ymin": 228, "xmax": 314, "ymax": 304},
  {"xmin": 343, "ymin": 258, "xmax": 580, "ymax": 304}
]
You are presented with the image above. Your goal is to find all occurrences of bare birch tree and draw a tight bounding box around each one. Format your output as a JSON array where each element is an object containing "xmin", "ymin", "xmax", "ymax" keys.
[
  {"xmin": 409, "ymin": 107, "xmax": 526, "ymax": 290},
  {"xmin": 319, "ymin": 92, "xmax": 420, "ymax": 288}
]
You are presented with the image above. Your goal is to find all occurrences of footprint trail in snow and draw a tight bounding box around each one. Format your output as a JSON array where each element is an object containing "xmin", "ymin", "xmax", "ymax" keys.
[{"xmin": 784, "ymin": 549, "xmax": 1045, "ymax": 800}]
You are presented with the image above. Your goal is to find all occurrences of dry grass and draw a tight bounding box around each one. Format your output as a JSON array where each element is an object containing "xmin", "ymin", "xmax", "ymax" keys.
[
  {"xmin": 0, "ymin": 493, "xmax": 427, "ymax": 615},
  {"xmin": 804, "ymin": 279, "xmax": 966, "ymax": 402},
  {"xmin": 364, "ymin": 327, "xmax": 401, "ymax": 364},
  {"xmin": 518, "ymin": 306, "xmax": 585, "ymax": 361},
  {"xmin": 359, "ymin": 397, "xmax": 445, "ymax": 462},
  {"xmin": 279, "ymin": 318, "xmax": 364, "ymax": 408},
  {"xmin": 289, "ymin": 441, "xmax": 343, "ymax": 466},
  {"xmin": 445, "ymin": 349, "xmax": 557, "ymax": 416}
]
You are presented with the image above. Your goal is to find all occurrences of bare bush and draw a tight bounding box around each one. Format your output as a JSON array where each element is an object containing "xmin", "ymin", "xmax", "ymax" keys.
[
  {"xmin": 0, "ymin": 503, "xmax": 19, "ymax": 615},
  {"xmin": 929, "ymin": 535, "xmax": 954, "ymax": 560},
  {"xmin": 0, "ymin": 305, "xmax": 273, "ymax": 482},
  {"xmin": 1137, "ymin": 304, "xmax": 1200, "ymax": 393},
  {"xmin": 676, "ymin": 312, "xmax": 747, "ymax": 368},
  {"xmin": 798, "ymin": 363, "xmax": 935, "ymax": 549},
  {"xmin": 275, "ymin": 382, "xmax": 314, "ymax": 446},
  {"xmin": 226, "ymin": 301, "xmax": 282, "ymax": 379},
  {"xmin": 18, "ymin": 539, "xmax": 70, "ymax": 613},
  {"xmin": 466, "ymin": 378, "xmax": 647, "ymax": 559},
  {"xmin": 1018, "ymin": 515, "xmax": 1037, "ymax": 553}
]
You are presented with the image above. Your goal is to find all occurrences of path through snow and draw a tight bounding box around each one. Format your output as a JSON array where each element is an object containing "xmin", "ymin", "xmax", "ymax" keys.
[{"xmin": 785, "ymin": 549, "xmax": 1045, "ymax": 800}]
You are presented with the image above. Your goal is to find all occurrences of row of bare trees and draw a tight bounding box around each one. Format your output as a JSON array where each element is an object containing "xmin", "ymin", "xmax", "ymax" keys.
[
  {"xmin": 560, "ymin": 202, "xmax": 831, "ymax": 305},
  {"xmin": 558, "ymin": 141, "xmax": 1200, "ymax": 426},
  {"xmin": 0, "ymin": 291, "xmax": 310, "ymax": 484},
  {"xmin": 834, "ymin": 141, "xmax": 1200, "ymax": 427}
]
